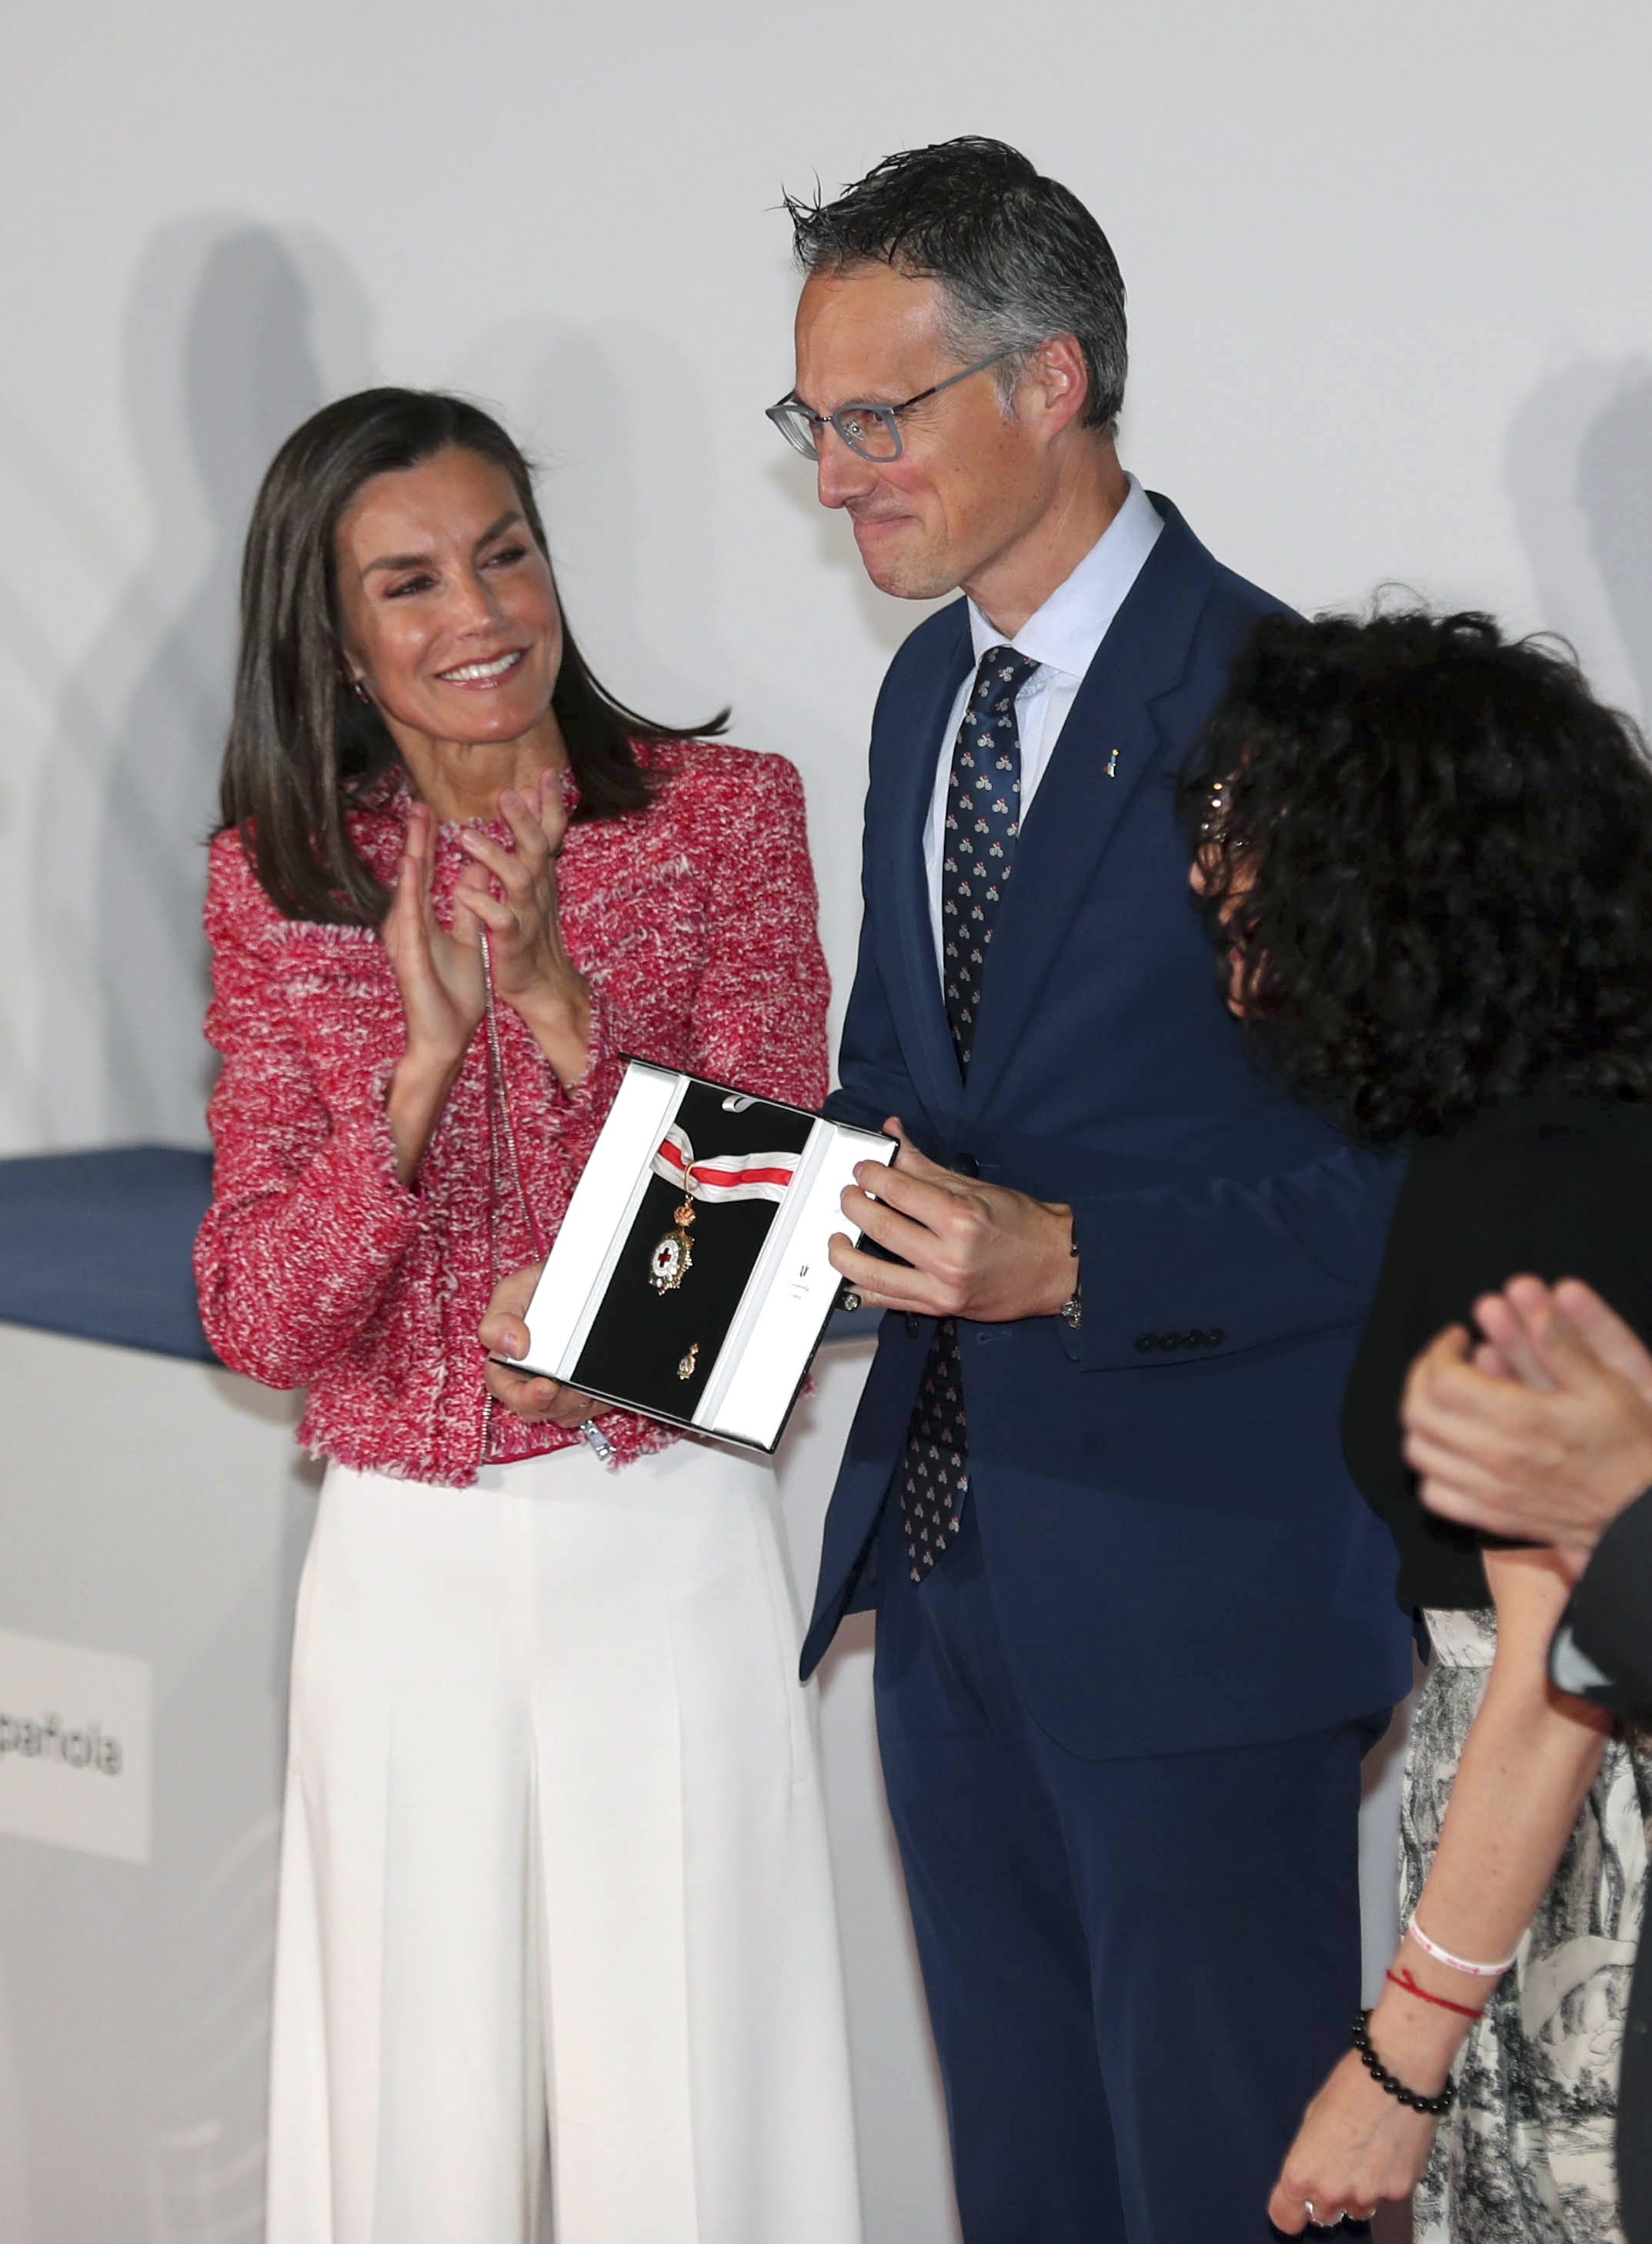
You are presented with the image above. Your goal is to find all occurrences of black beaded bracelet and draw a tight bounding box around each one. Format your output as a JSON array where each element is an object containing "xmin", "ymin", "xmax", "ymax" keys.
[{"xmin": 1350, "ymin": 2009, "xmax": 1456, "ymax": 2116}]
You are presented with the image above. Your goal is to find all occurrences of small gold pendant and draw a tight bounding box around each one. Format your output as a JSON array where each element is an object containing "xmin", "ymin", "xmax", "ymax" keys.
[{"xmin": 676, "ymin": 1343, "xmax": 699, "ymax": 1381}]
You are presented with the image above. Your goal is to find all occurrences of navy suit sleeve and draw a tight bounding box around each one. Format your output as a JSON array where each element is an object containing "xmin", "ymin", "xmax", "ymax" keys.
[
  {"xmin": 823, "ymin": 896, "xmax": 912, "ymax": 1136},
  {"xmin": 823, "ymin": 623, "xmax": 953, "ymax": 1139},
  {"xmin": 1059, "ymin": 1140, "xmax": 1405, "ymax": 1369}
]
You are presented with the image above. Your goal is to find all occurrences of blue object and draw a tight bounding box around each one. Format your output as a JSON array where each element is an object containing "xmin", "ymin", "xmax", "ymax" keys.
[
  {"xmin": 0, "ymin": 1144, "xmax": 886, "ymax": 1367},
  {"xmin": 873, "ymin": 1495, "xmax": 1382, "ymax": 2239},
  {"xmin": 804, "ymin": 494, "xmax": 1413, "ymax": 1753},
  {"xmin": 803, "ymin": 493, "xmax": 1413, "ymax": 2238},
  {"xmin": 0, "ymin": 1145, "xmax": 217, "ymax": 1362}
]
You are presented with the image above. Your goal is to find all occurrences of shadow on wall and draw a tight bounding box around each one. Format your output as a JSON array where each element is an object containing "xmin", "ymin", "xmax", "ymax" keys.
[
  {"xmin": 1505, "ymin": 359, "xmax": 1652, "ymax": 725},
  {"xmin": 31, "ymin": 219, "xmax": 372, "ymax": 1146},
  {"xmin": 452, "ymin": 316, "xmax": 747, "ymax": 734},
  {"xmin": 446, "ymin": 310, "xmax": 912, "ymax": 759},
  {"xmin": 763, "ymin": 446, "xmax": 946, "ymax": 667}
]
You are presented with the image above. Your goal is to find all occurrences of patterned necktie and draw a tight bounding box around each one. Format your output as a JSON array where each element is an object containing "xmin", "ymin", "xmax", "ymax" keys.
[{"xmin": 899, "ymin": 644, "xmax": 1039, "ymax": 1582}]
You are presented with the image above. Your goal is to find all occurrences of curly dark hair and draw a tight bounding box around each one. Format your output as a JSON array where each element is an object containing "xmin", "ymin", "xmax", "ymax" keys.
[
  {"xmin": 783, "ymin": 137, "xmax": 1126, "ymax": 433},
  {"xmin": 1181, "ymin": 606, "xmax": 1652, "ymax": 1146}
]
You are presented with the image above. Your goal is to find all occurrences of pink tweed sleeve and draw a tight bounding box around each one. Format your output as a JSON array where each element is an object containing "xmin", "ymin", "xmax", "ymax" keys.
[
  {"xmin": 193, "ymin": 835, "xmax": 422, "ymax": 1388},
  {"xmin": 685, "ymin": 752, "xmax": 830, "ymax": 1108},
  {"xmin": 551, "ymin": 750, "xmax": 830, "ymax": 1184}
]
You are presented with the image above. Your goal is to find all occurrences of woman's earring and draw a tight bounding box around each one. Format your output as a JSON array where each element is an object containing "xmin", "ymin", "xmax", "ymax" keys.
[{"xmin": 351, "ymin": 677, "xmax": 372, "ymax": 704}]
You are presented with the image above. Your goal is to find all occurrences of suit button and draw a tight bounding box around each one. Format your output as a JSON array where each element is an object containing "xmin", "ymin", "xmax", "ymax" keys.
[
  {"xmin": 905, "ymin": 1314, "xmax": 920, "ymax": 1339},
  {"xmin": 1208, "ymin": 1328, "xmax": 1224, "ymax": 1347},
  {"xmin": 954, "ymin": 1152, "xmax": 980, "ymax": 1178},
  {"xmin": 1135, "ymin": 1334, "xmax": 1157, "ymax": 1353}
]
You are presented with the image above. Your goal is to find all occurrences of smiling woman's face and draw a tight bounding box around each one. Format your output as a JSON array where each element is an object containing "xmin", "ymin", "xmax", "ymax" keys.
[{"xmin": 333, "ymin": 446, "xmax": 562, "ymax": 750}]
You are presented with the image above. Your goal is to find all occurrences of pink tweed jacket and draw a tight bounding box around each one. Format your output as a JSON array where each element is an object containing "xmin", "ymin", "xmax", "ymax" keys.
[{"xmin": 194, "ymin": 740, "xmax": 830, "ymax": 1486}]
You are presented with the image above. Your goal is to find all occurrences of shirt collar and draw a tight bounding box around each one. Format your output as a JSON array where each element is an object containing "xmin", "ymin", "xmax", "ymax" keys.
[{"xmin": 966, "ymin": 475, "xmax": 1163, "ymax": 684}]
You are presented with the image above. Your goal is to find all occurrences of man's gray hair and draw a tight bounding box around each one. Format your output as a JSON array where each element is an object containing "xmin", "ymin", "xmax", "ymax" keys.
[{"xmin": 784, "ymin": 137, "xmax": 1127, "ymax": 435}]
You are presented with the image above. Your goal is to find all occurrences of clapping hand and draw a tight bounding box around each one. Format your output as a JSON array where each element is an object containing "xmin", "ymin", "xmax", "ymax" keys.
[
  {"xmin": 383, "ymin": 798, "xmax": 486, "ymax": 1068},
  {"xmin": 455, "ymin": 770, "xmax": 591, "ymax": 1079},
  {"xmin": 1403, "ymin": 1277, "xmax": 1652, "ymax": 1565},
  {"xmin": 380, "ymin": 773, "xmax": 589, "ymax": 1180}
]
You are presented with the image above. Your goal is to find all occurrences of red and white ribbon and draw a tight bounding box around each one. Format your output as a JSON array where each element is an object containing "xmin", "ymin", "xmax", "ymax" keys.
[{"xmin": 649, "ymin": 1124, "xmax": 800, "ymax": 1205}]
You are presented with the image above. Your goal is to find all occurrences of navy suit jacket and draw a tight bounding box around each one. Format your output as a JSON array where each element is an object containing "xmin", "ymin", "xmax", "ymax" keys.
[{"xmin": 803, "ymin": 496, "xmax": 1413, "ymax": 1758}]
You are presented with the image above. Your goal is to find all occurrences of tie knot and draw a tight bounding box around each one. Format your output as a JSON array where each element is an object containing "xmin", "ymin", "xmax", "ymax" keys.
[{"xmin": 970, "ymin": 645, "xmax": 1039, "ymax": 716}]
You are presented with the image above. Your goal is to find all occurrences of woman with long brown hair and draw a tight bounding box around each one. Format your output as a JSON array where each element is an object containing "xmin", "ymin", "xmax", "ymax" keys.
[{"xmin": 195, "ymin": 388, "xmax": 860, "ymax": 2244}]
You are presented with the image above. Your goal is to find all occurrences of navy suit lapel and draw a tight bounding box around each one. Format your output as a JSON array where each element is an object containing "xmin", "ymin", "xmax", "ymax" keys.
[
  {"xmin": 876, "ymin": 601, "xmax": 973, "ymax": 1111},
  {"xmin": 962, "ymin": 502, "xmax": 1215, "ymax": 1111}
]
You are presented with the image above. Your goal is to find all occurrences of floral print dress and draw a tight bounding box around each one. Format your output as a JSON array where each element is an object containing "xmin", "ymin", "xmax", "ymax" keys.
[{"xmin": 1402, "ymin": 1608, "xmax": 1652, "ymax": 2242}]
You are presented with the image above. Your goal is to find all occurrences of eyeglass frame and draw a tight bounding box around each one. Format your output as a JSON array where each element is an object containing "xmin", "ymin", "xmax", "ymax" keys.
[
  {"xmin": 1198, "ymin": 779, "xmax": 1232, "ymax": 845},
  {"xmin": 766, "ymin": 343, "xmax": 1031, "ymax": 464}
]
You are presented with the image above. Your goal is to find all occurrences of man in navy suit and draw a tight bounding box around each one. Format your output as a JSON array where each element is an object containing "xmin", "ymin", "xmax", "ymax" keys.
[{"xmin": 768, "ymin": 140, "xmax": 1413, "ymax": 2241}]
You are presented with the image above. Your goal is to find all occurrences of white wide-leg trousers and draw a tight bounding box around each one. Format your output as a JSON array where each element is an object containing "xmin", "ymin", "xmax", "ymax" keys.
[{"xmin": 265, "ymin": 1439, "xmax": 863, "ymax": 2244}]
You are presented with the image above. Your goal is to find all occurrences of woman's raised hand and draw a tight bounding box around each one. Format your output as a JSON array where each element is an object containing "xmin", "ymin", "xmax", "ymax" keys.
[
  {"xmin": 456, "ymin": 768, "xmax": 592, "ymax": 1085},
  {"xmin": 383, "ymin": 800, "xmax": 487, "ymax": 1068},
  {"xmin": 381, "ymin": 802, "xmax": 488, "ymax": 1184}
]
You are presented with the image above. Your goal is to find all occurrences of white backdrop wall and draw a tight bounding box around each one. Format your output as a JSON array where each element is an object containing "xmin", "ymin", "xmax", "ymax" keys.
[
  {"xmin": 5, "ymin": 0, "xmax": 1652, "ymax": 1150},
  {"xmin": 2, "ymin": 2, "xmax": 1650, "ymax": 2239}
]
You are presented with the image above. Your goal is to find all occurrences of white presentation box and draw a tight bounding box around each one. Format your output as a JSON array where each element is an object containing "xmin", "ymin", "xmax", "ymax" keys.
[{"xmin": 512, "ymin": 1061, "xmax": 896, "ymax": 1452}]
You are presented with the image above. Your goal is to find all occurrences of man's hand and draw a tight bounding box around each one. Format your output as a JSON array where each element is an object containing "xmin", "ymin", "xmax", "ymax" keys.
[
  {"xmin": 828, "ymin": 1119, "xmax": 1076, "ymax": 1322},
  {"xmin": 1403, "ymin": 1277, "xmax": 1652, "ymax": 1558},
  {"xmin": 479, "ymin": 1259, "xmax": 609, "ymax": 1428}
]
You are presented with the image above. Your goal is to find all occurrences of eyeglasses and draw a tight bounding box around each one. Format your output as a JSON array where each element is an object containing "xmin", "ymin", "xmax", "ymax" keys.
[
  {"xmin": 766, "ymin": 345, "xmax": 1028, "ymax": 464},
  {"xmin": 1199, "ymin": 779, "xmax": 1231, "ymax": 844}
]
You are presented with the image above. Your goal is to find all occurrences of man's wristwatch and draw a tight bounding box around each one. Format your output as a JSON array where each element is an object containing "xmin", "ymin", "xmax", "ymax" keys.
[{"xmin": 1059, "ymin": 1223, "xmax": 1082, "ymax": 1329}]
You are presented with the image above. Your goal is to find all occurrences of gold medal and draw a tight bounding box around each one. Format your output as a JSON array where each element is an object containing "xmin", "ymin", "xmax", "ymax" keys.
[
  {"xmin": 645, "ymin": 1127, "xmax": 800, "ymax": 1296},
  {"xmin": 649, "ymin": 1197, "xmax": 696, "ymax": 1294}
]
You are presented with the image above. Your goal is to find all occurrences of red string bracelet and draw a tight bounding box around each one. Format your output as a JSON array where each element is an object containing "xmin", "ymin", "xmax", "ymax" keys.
[{"xmin": 1385, "ymin": 1965, "xmax": 1485, "ymax": 2021}]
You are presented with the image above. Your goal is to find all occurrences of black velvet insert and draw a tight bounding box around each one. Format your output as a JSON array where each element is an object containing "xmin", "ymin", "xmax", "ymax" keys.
[{"xmin": 571, "ymin": 1080, "xmax": 814, "ymax": 1420}]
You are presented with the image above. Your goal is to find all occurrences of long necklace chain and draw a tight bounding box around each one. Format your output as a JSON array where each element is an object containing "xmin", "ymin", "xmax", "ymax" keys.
[{"xmin": 482, "ymin": 932, "xmax": 544, "ymax": 1262}]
